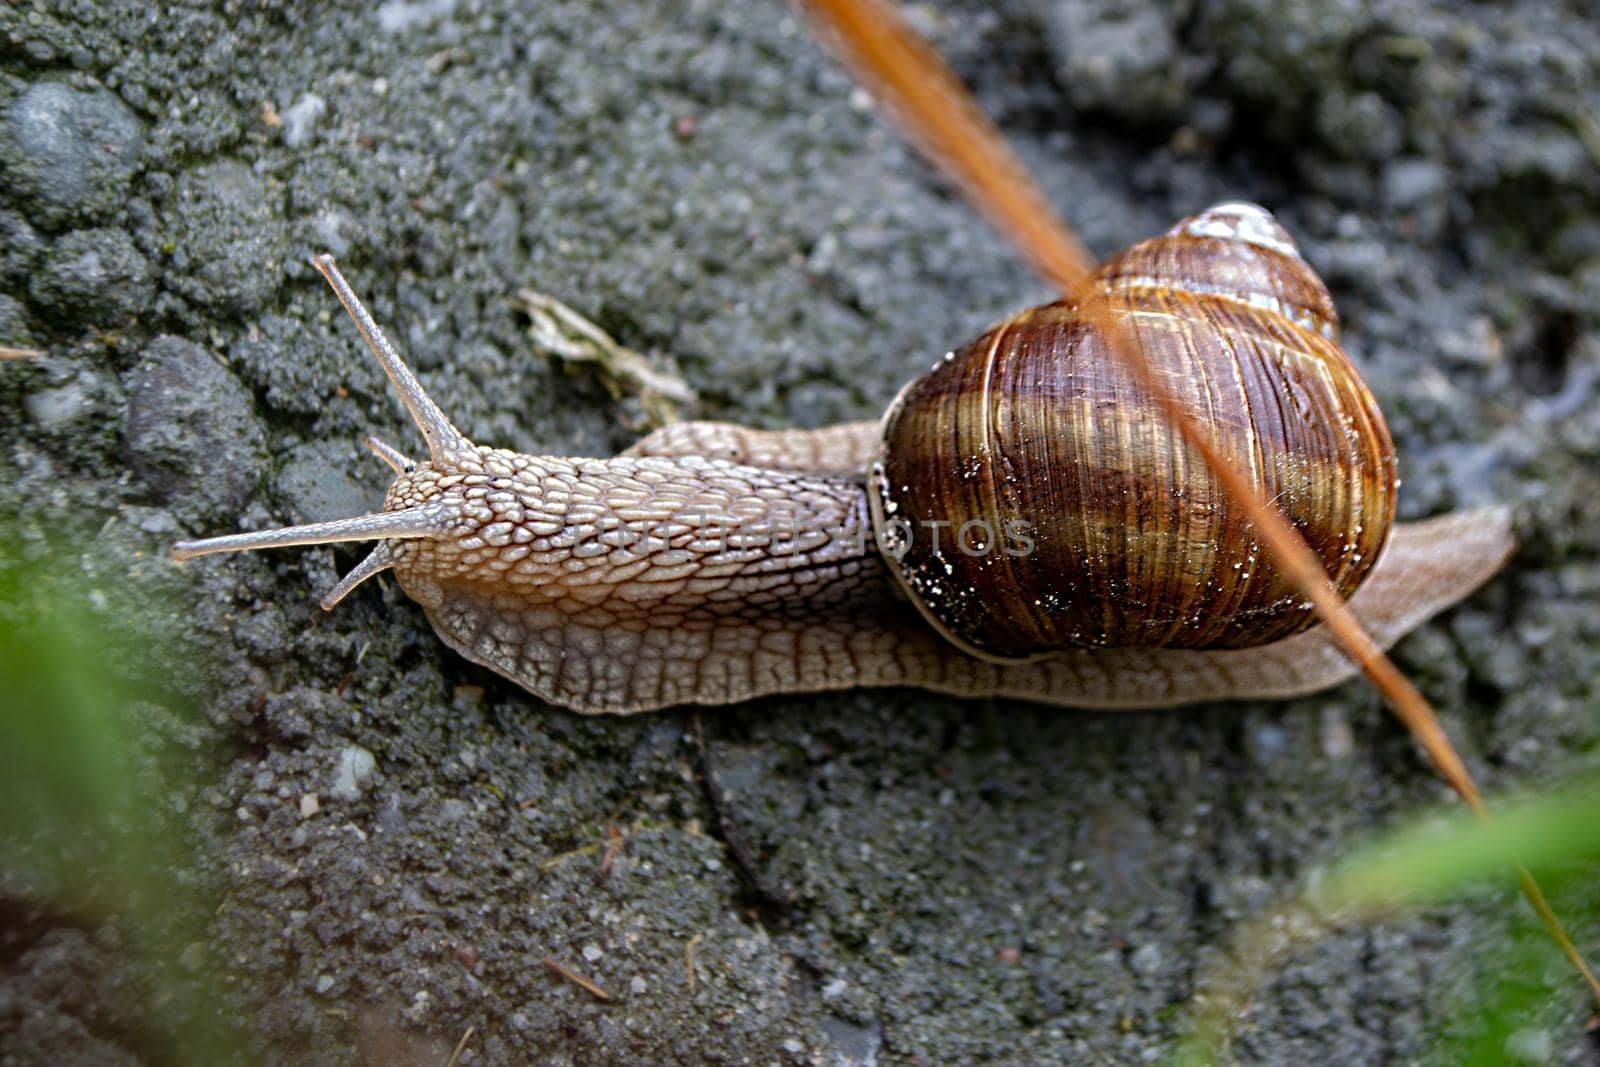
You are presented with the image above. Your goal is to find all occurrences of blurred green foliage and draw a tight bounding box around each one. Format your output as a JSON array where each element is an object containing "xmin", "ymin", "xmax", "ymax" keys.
[
  {"xmin": 0, "ymin": 540, "xmax": 248, "ymax": 1063},
  {"xmin": 1321, "ymin": 781, "xmax": 1600, "ymax": 911},
  {"xmin": 1170, "ymin": 774, "xmax": 1600, "ymax": 1065}
]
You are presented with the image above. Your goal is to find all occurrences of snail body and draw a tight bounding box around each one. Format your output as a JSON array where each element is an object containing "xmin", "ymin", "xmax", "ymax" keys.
[{"xmin": 172, "ymin": 205, "xmax": 1513, "ymax": 714}]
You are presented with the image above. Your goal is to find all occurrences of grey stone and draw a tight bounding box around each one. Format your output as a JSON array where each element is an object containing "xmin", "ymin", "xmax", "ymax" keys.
[
  {"xmin": 166, "ymin": 160, "xmax": 288, "ymax": 315},
  {"xmin": 1383, "ymin": 158, "xmax": 1449, "ymax": 211},
  {"xmin": 29, "ymin": 227, "xmax": 153, "ymax": 324},
  {"xmin": 1, "ymin": 81, "xmax": 145, "ymax": 229},
  {"xmin": 330, "ymin": 746, "xmax": 377, "ymax": 800},
  {"xmin": 376, "ymin": 0, "xmax": 459, "ymax": 35},
  {"xmin": 279, "ymin": 93, "xmax": 326, "ymax": 150},
  {"xmin": 123, "ymin": 335, "xmax": 266, "ymax": 527},
  {"xmin": 821, "ymin": 1015, "xmax": 882, "ymax": 1066},
  {"xmin": 274, "ymin": 439, "xmax": 385, "ymax": 526},
  {"xmin": 1127, "ymin": 942, "xmax": 1165, "ymax": 979},
  {"xmin": 23, "ymin": 374, "xmax": 96, "ymax": 432}
]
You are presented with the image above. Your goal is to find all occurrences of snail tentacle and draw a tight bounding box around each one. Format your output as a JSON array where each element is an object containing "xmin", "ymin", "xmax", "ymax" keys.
[{"xmin": 311, "ymin": 254, "xmax": 472, "ymax": 464}]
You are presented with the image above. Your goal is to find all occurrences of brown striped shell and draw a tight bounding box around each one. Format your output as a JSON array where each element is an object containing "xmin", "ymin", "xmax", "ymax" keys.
[{"xmin": 867, "ymin": 202, "xmax": 1398, "ymax": 660}]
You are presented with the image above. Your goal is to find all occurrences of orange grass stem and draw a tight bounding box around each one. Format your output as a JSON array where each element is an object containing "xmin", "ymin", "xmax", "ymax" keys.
[{"xmin": 802, "ymin": 0, "xmax": 1600, "ymax": 1004}]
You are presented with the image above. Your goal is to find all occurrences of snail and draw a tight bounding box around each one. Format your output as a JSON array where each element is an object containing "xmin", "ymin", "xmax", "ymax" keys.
[{"xmin": 172, "ymin": 202, "xmax": 1513, "ymax": 715}]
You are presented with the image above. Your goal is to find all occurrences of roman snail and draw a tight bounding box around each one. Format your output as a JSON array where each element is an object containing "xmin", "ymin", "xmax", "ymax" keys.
[{"xmin": 172, "ymin": 202, "xmax": 1513, "ymax": 715}]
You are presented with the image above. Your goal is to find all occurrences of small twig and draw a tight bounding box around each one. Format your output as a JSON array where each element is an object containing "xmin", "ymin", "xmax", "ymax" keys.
[
  {"xmin": 685, "ymin": 932, "xmax": 704, "ymax": 992},
  {"xmin": 596, "ymin": 825, "xmax": 624, "ymax": 884},
  {"xmin": 542, "ymin": 957, "xmax": 612, "ymax": 1002},
  {"xmin": 0, "ymin": 346, "xmax": 44, "ymax": 360},
  {"xmin": 511, "ymin": 288, "xmax": 695, "ymax": 428},
  {"xmin": 538, "ymin": 842, "xmax": 599, "ymax": 872},
  {"xmin": 444, "ymin": 1024, "xmax": 475, "ymax": 1067}
]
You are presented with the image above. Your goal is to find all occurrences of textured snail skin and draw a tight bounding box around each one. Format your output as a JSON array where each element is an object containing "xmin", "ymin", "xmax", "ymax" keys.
[
  {"xmin": 171, "ymin": 224, "xmax": 1514, "ymax": 716},
  {"xmin": 621, "ymin": 419, "xmax": 882, "ymax": 475}
]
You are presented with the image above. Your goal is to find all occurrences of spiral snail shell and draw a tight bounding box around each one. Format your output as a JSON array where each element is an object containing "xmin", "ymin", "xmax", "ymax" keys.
[
  {"xmin": 871, "ymin": 202, "xmax": 1397, "ymax": 659},
  {"xmin": 170, "ymin": 204, "xmax": 1508, "ymax": 714}
]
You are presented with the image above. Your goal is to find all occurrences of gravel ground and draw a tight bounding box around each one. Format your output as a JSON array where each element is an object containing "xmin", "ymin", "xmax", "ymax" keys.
[{"xmin": 2, "ymin": 0, "xmax": 1600, "ymax": 1063}]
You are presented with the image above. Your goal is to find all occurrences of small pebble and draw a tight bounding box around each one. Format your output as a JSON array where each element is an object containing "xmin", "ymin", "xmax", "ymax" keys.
[
  {"xmin": 0, "ymin": 293, "xmax": 33, "ymax": 346},
  {"xmin": 1250, "ymin": 722, "xmax": 1289, "ymax": 762},
  {"xmin": 376, "ymin": 0, "xmax": 459, "ymax": 35},
  {"xmin": 310, "ymin": 210, "xmax": 352, "ymax": 257},
  {"xmin": 280, "ymin": 93, "xmax": 326, "ymax": 149},
  {"xmin": 1128, "ymin": 942, "xmax": 1164, "ymax": 978},
  {"xmin": 1505, "ymin": 1027, "xmax": 1552, "ymax": 1064},
  {"xmin": 1383, "ymin": 158, "xmax": 1447, "ymax": 211},
  {"xmin": 1313, "ymin": 90, "xmax": 1401, "ymax": 161},
  {"xmin": 1319, "ymin": 707, "xmax": 1354, "ymax": 760},
  {"xmin": 1039, "ymin": 3, "xmax": 1188, "ymax": 121},
  {"xmin": 24, "ymin": 376, "xmax": 93, "ymax": 432},
  {"xmin": 179, "ymin": 942, "xmax": 207, "ymax": 973},
  {"xmin": 330, "ymin": 745, "xmax": 377, "ymax": 800},
  {"xmin": 375, "ymin": 796, "xmax": 407, "ymax": 834},
  {"xmin": 274, "ymin": 440, "xmax": 382, "ymax": 531}
]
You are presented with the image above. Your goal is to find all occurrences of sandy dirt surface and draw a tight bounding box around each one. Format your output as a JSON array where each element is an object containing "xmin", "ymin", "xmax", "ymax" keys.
[{"xmin": 2, "ymin": 0, "xmax": 1599, "ymax": 1063}]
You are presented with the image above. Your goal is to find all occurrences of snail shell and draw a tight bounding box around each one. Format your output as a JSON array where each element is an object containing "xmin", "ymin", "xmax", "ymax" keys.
[{"xmin": 869, "ymin": 203, "xmax": 1398, "ymax": 658}]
